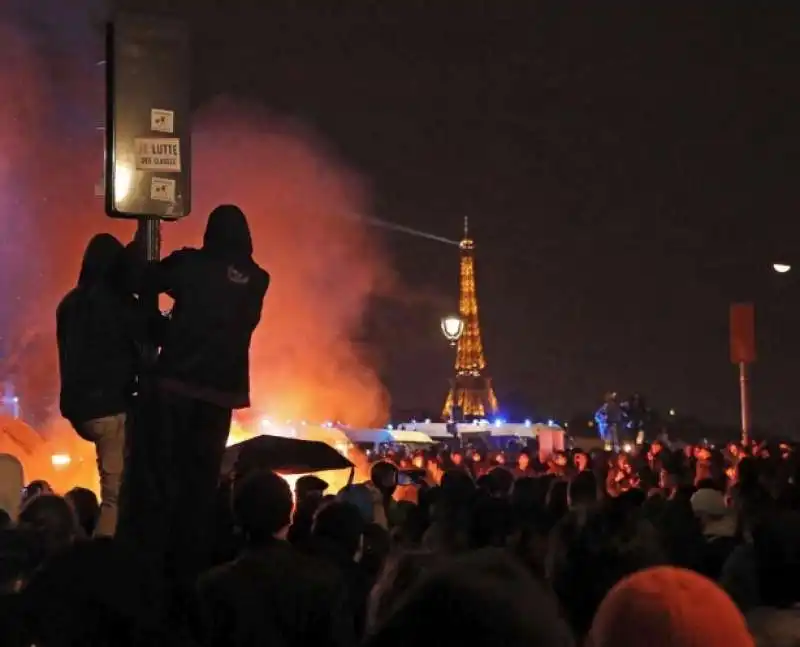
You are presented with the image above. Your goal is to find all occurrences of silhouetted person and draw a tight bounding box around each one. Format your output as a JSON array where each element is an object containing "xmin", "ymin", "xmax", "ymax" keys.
[
  {"xmin": 18, "ymin": 495, "xmax": 79, "ymax": 558},
  {"xmin": 65, "ymin": 487, "xmax": 100, "ymax": 538},
  {"xmin": 197, "ymin": 470, "xmax": 352, "ymax": 647},
  {"xmin": 138, "ymin": 205, "xmax": 269, "ymax": 581},
  {"xmin": 56, "ymin": 233, "xmax": 137, "ymax": 537},
  {"xmin": 21, "ymin": 480, "xmax": 52, "ymax": 508},
  {"xmin": 310, "ymin": 502, "xmax": 371, "ymax": 637},
  {"xmin": 21, "ymin": 538, "xmax": 168, "ymax": 647},
  {"xmin": 364, "ymin": 549, "xmax": 574, "ymax": 647},
  {"xmin": 288, "ymin": 475, "xmax": 328, "ymax": 549}
]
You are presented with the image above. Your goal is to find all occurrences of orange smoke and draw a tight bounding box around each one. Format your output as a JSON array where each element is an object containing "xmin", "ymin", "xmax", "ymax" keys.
[
  {"xmin": 0, "ymin": 17, "xmax": 393, "ymax": 486},
  {"xmin": 167, "ymin": 99, "xmax": 392, "ymax": 427}
]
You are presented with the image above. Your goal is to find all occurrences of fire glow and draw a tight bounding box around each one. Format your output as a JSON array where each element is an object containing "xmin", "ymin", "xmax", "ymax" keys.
[
  {"xmin": 50, "ymin": 453, "xmax": 71, "ymax": 468},
  {"xmin": 0, "ymin": 7, "xmax": 396, "ymax": 499}
]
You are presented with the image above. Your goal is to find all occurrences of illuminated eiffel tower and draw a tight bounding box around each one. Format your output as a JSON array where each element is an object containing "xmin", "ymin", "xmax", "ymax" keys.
[{"xmin": 442, "ymin": 218, "xmax": 499, "ymax": 421}]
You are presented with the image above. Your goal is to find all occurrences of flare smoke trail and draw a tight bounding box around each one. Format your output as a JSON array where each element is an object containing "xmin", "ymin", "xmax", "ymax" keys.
[
  {"xmin": 359, "ymin": 215, "xmax": 460, "ymax": 247},
  {"xmin": 0, "ymin": 5, "xmax": 393, "ymax": 488}
]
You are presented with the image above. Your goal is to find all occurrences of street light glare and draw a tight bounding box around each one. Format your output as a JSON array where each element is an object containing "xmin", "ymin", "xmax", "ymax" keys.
[
  {"xmin": 773, "ymin": 263, "xmax": 791, "ymax": 274},
  {"xmin": 440, "ymin": 315, "xmax": 464, "ymax": 343}
]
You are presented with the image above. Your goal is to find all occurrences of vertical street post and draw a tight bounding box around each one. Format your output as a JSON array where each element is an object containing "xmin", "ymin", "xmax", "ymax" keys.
[
  {"xmin": 730, "ymin": 303, "xmax": 756, "ymax": 446},
  {"xmin": 104, "ymin": 13, "xmax": 191, "ymax": 550},
  {"xmin": 105, "ymin": 11, "xmax": 191, "ymax": 280}
]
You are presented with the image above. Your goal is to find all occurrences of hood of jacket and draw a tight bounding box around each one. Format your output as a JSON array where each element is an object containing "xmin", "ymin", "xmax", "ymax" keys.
[
  {"xmin": 77, "ymin": 234, "xmax": 124, "ymax": 288},
  {"xmin": 202, "ymin": 204, "xmax": 253, "ymax": 262}
]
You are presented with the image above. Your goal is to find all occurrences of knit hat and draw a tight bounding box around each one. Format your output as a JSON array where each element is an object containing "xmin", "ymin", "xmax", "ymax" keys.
[
  {"xmin": 690, "ymin": 488, "xmax": 726, "ymax": 517},
  {"xmin": 690, "ymin": 488, "xmax": 736, "ymax": 537},
  {"xmin": 590, "ymin": 566, "xmax": 753, "ymax": 647}
]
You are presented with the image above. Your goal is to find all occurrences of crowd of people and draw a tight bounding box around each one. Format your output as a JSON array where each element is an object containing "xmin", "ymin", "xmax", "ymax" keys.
[
  {"xmin": 0, "ymin": 203, "xmax": 795, "ymax": 646},
  {"xmin": 0, "ymin": 434, "xmax": 799, "ymax": 646}
]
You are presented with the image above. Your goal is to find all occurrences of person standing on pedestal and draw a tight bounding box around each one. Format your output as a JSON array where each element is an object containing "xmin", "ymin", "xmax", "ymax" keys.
[
  {"xmin": 135, "ymin": 204, "xmax": 269, "ymax": 582},
  {"xmin": 56, "ymin": 234, "xmax": 139, "ymax": 537}
]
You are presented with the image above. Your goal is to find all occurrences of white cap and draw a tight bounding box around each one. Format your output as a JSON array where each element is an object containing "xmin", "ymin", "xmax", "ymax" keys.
[{"xmin": 690, "ymin": 488, "xmax": 726, "ymax": 518}]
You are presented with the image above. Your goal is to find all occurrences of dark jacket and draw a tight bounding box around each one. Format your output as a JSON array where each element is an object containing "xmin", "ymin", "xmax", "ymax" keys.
[
  {"xmin": 56, "ymin": 234, "xmax": 138, "ymax": 427},
  {"xmin": 148, "ymin": 205, "xmax": 269, "ymax": 409},
  {"xmin": 196, "ymin": 539, "xmax": 354, "ymax": 647},
  {"xmin": 306, "ymin": 537, "xmax": 371, "ymax": 640}
]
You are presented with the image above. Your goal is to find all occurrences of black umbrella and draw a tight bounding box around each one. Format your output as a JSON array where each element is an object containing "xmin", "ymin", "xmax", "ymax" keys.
[{"xmin": 221, "ymin": 434, "xmax": 354, "ymax": 479}]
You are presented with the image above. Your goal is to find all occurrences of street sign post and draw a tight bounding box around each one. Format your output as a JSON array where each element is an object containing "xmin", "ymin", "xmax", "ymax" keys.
[
  {"xmin": 105, "ymin": 11, "xmax": 191, "ymax": 358},
  {"xmin": 105, "ymin": 13, "xmax": 191, "ymax": 225},
  {"xmin": 106, "ymin": 14, "xmax": 191, "ymax": 554},
  {"xmin": 730, "ymin": 302, "xmax": 756, "ymax": 445}
]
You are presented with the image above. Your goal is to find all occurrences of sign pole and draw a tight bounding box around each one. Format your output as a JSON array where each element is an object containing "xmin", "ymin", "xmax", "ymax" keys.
[
  {"xmin": 104, "ymin": 13, "xmax": 191, "ymax": 556},
  {"xmin": 104, "ymin": 13, "xmax": 191, "ymax": 222},
  {"xmin": 140, "ymin": 217, "xmax": 161, "ymax": 263},
  {"xmin": 137, "ymin": 217, "xmax": 161, "ymax": 365},
  {"xmin": 730, "ymin": 303, "xmax": 756, "ymax": 447},
  {"xmin": 738, "ymin": 361, "xmax": 751, "ymax": 446},
  {"xmin": 105, "ymin": 12, "xmax": 191, "ymax": 353}
]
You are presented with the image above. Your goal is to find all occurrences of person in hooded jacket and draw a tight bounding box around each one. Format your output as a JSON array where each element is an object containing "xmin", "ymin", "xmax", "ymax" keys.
[
  {"xmin": 56, "ymin": 233, "xmax": 139, "ymax": 537},
  {"xmin": 138, "ymin": 204, "xmax": 269, "ymax": 581}
]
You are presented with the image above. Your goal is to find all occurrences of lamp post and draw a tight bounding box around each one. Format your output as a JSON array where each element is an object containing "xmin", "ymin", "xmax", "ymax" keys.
[
  {"xmin": 441, "ymin": 314, "xmax": 464, "ymax": 428},
  {"xmin": 773, "ymin": 263, "xmax": 791, "ymax": 274},
  {"xmin": 441, "ymin": 315, "xmax": 464, "ymax": 346}
]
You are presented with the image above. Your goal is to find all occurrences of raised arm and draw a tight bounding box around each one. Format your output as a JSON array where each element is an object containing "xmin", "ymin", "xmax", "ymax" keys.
[{"xmin": 124, "ymin": 236, "xmax": 190, "ymax": 300}]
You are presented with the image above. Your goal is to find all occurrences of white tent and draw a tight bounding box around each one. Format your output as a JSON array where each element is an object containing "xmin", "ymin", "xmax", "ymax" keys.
[
  {"xmin": 338, "ymin": 427, "xmax": 393, "ymax": 444},
  {"xmin": 389, "ymin": 429, "xmax": 434, "ymax": 444},
  {"xmin": 409, "ymin": 420, "xmax": 537, "ymax": 439},
  {"xmin": 401, "ymin": 422, "xmax": 453, "ymax": 439}
]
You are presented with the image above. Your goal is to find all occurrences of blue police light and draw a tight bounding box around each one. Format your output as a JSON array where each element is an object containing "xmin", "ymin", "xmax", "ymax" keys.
[
  {"xmin": 387, "ymin": 424, "xmax": 394, "ymax": 430},
  {"xmin": 524, "ymin": 419, "xmax": 532, "ymax": 427}
]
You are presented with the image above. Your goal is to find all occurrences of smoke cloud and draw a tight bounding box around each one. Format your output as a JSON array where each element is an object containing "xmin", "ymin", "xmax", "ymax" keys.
[
  {"xmin": 175, "ymin": 100, "xmax": 392, "ymax": 426},
  {"xmin": 0, "ymin": 7, "xmax": 392, "ymax": 490}
]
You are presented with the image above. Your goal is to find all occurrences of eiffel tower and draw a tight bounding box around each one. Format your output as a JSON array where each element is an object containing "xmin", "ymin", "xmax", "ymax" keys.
[{"xmin": 442, "ymin": 218, "xmax": 499, "ymax": 421}]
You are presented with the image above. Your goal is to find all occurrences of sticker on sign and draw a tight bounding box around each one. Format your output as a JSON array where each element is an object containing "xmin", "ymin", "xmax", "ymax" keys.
[
  {"xmin": 151, "ymin": 109, "xmax": 174, "ymax": 134},
  {"xmin": 151, "ymin": 177, "xmax": 176, "ymax": 203},
  {"xmin": 135, "ymin": 138, "xmax": 181, "ymax": 172}
]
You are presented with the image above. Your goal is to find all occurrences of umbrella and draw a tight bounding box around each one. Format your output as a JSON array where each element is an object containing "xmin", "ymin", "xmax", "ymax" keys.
[{"xmin": 221, "ymin": 434, "xmax": 354, "ymax": 478}]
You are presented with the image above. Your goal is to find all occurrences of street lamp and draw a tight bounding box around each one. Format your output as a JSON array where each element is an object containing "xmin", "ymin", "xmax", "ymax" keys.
[
  {"xmin": 773, "ymin": 263, "xmax": 791, "ymax": 274},
  {"xmin": 441, "ymin": 315, "xmax": 464, "ymax": 346}
]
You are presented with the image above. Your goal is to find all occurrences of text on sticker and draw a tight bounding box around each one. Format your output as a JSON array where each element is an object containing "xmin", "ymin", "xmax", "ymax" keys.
[{"xmin": 134, "ymin": 138, "xmax": 181, "ymax": 172}]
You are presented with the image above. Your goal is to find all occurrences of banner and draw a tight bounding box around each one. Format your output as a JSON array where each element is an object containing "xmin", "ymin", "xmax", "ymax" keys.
[{"xmin": 730, "ymin": 302, "xmax": 756, "ymax": 364}]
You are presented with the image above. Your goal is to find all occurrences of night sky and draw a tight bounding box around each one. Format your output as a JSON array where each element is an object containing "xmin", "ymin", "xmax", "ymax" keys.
[{"xmin": 125, "ymin": 0, "xmax": 800, "ymax": 429}]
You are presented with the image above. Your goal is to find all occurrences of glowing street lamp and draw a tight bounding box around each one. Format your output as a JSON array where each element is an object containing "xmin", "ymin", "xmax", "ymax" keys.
[
  {"xmin": 773, "ymin": 263, "xmax": 791, "ymax": 274},
  {"xmin": 441, "ymin": 315, "xmax": 464, "ymax": 346}
]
